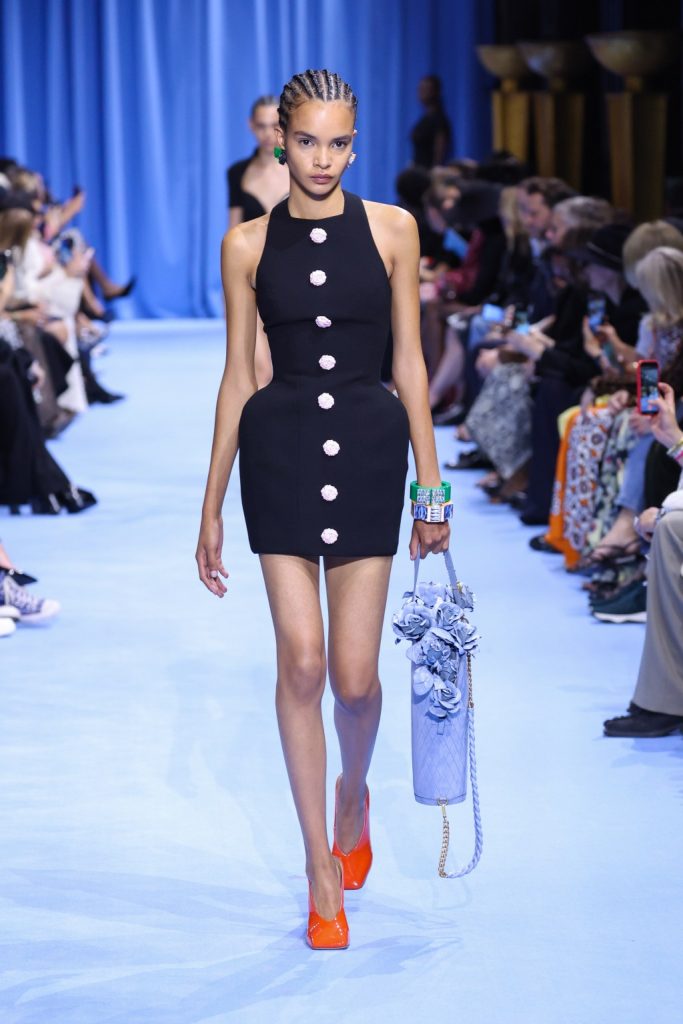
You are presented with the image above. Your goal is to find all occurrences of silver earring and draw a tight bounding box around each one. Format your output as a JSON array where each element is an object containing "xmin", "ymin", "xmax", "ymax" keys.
[{"xmin": 348, "ymin": 153, "xmax": 356, "ymax": 166}]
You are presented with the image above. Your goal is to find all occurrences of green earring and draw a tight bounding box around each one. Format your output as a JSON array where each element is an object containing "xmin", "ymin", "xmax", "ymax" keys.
[{"xmin": 274, "ymin": 146, "xmax": 286, "ymax": 165}]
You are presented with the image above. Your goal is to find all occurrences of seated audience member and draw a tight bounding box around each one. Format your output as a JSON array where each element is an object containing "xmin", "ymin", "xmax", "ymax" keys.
[
  {"xmin": 421, "ymin": 180, "xmax": 506, "ymax": 379},
  {"xmin": 396, "ymin": 166, "xmax": 443, "ymax": 263},
  {"xmin": 582, "ymin": 247, "xmax": 683, "ymax": 566},
  {"xmin": 602, "ymin": 382, "xmax": 683, "ymax": 734},
  {"xmin": 517, "ymin": 222, "xmax": 646, "ymax": 525},
  {"xmin": 428, "ymin": 184, "xmax": 529, "ymax": 418},
  {"xmin": 536, "ymin": 221, "xmax": 683, "ymax": 571}
]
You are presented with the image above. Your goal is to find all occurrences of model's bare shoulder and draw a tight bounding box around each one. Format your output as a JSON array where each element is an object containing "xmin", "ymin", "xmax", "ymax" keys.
[
  {"xmin": 363, "ymin": 200, "xmax": 418, "ymax": 249},
  {"xmin": 221, "ymin": 214, "xmax": 270, "ymax": 281},
  {"xmin": 363, "ymin": 200, "xmax": 416, "ymax": 232}
]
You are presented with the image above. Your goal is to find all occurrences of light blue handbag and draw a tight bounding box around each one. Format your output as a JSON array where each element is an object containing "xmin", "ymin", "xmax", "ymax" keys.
[{"xmin": 392, "ymin": 550, "xmax": 483, "ymax": 878}]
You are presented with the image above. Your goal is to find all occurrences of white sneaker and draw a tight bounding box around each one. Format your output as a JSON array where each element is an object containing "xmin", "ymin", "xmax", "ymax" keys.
[
  {"xmin": 0, "ymin": 574, "xmax": 61, "ymax": 624},
  {"xmin": 0, "ymin": 617, "xmax": 15, "ymax": 637}
]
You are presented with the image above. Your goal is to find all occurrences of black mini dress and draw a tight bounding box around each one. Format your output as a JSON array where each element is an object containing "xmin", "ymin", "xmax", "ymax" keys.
[{"xmin": 238, "ymin": 191, "xmax": 410, "ymax": 557}]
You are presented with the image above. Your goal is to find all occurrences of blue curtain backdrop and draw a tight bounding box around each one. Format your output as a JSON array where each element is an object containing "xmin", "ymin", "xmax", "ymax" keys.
[{"xmin": 0, "ymin": 0, "xmax": 493, "ymax": 317}]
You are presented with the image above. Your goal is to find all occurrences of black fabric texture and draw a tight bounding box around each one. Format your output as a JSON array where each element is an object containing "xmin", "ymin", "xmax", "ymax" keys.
[{"xmin": 238, "ymin": 191, "xmax": 410, "ymax": 556}]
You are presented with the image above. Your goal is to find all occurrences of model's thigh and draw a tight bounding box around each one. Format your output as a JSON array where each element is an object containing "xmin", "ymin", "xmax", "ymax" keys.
[
  {"xmin": 324, "ymin": 555, "xmax": 393, "ymax": 695},
  {"xmin": 259, "ymin": 554, "xmax": 326, "ymax": 689}
]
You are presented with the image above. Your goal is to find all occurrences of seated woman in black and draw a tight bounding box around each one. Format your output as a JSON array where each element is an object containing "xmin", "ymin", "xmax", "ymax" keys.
[{"xmin": 226, "ymin": 95, "xmax": 290, "ymax": 386}]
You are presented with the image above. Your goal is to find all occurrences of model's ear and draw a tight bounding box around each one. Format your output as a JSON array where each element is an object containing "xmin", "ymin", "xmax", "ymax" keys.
[{"xmin": 275, "ymin": 126, "xmax": 286, "ymax": 150}]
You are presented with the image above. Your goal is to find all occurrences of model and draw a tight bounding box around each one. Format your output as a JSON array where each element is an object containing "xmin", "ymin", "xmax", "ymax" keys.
[{"xmin": 197, "ymin": 69, "xmax": 450, "ymax": 949}]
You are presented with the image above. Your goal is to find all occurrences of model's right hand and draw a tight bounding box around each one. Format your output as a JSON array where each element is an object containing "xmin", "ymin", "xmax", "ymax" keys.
[{"xmin": 196, "ymin": 516, "xmax": 229, "ymax": 597}]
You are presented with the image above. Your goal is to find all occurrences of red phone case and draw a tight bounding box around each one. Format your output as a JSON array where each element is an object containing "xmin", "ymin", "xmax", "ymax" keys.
[{"xmin": 636, "ymin": 359, "xmax": 660, "ymax": 416}]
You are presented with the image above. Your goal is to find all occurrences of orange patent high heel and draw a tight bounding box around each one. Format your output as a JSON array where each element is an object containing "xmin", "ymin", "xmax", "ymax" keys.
[
  {"xmin": 306, "ymin": 857, "xmax": 349, "ymax": 950},
  {"xmin": 332, "ymin": 775, "xmax": 373, "ymax": 890}
]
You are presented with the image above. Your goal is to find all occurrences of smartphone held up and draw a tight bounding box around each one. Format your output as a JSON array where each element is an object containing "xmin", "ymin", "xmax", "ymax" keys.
[{"xmin": 636, "ymin": 359, "xmax": 660, "ymax": 416}]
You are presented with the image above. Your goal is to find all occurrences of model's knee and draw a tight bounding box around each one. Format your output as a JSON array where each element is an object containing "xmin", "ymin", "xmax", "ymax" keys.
[
  {"xmin": 332, "ymin": 671, "xmax": 380, "ymax": 715},
  {"xmin": 277, "ymin": 647, "xmax": 326, "ymax": 704}
]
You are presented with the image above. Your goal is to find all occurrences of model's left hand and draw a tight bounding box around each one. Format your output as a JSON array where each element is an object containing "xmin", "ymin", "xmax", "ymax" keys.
[{"xmin": 409, "ymin": 520, "xmax": 450, "ymax": 560}]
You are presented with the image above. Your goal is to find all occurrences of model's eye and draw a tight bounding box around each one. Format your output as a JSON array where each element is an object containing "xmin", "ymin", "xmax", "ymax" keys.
[
  {"xmin": 298, "ymin": 139, "xmax": 312, "ymax": 146},
  {"xmin": 333, "ymin": 141, "xmax": 348, "ymax": 149}
]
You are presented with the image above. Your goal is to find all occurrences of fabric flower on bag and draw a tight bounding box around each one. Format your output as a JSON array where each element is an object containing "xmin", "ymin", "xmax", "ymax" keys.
[
  {"xmin": 392, "ymin": 602, "xmax": 434, "ymax": 643},
  {"xmin": 429, "ymin": 681, "xmax": 462, "ymax": 719},
  {"xmin": 411, "ymin": 581, "xmax": 449, "ymax": 607},
  {"xmin": 435, "ymin": 602, "xmax": 465, "ymax": 633},
  {"xmin": 394, "ymin": 564, "xmax": 479, "ymax": 720},
  {"xmin": 450, "ymin": 621, "xmax": 480, "ymax": 654},
  {"xmin": 407, "ymin": 631, "xmax": 453, "ymax": 678},
  {"xmin": 452, "ymin": 581, "xmax": 475, "ymax": 612}
]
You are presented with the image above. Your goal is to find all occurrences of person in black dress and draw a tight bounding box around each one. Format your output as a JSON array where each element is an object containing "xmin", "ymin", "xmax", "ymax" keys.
[
  {"xmin": 198, "ymin": 70, "xmax": 449, "ymax": 949},
  {"xmin": 227, "ymin": 95, "xmax": 290, "ymax": 387},
  {"xmin": 410, "ymin": 74, "xmax": 452, "ymax": 169}
]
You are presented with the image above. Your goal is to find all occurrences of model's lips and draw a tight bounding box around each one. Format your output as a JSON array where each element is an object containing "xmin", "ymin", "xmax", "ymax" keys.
[{"xmin": 311, "ymin": 175, "xmax": 332, "ymax": 183}]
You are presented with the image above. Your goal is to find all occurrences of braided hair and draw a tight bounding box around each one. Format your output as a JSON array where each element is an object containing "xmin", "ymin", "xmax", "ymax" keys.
[{"xmin": 278, "ymin": 69, "xmax": 357, "ymax": 133}]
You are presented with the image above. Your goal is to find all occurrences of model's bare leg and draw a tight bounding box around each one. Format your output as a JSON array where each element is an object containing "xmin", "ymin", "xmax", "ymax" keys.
[
  {"xmin": 259, "ymin": 554, "xmax": 340, "ymax": 919},
  {"xmin": 324, "ymin": 554, "xmax": 393, "ymax": 853}
]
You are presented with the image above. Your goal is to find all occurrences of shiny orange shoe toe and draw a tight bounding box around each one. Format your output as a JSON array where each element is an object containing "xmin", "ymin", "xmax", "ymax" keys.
[
  {"xmin": 306, "ymin": 859, "xmax": 349, "ymax": 950},
  {"xmin": 332, "ymin": 775, "xmax": 373, "ymax": 890}
]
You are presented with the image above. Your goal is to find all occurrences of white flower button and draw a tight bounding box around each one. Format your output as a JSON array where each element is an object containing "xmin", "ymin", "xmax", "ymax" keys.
[
  {"xmin": 310, "ymin": 270, "xmax": 327, "ymax": 287},
  {"xmin": 318, "ymin": 392, "xmax": 334, "ymax": 410},
  {"xmin": 319, "ymin": 354, "xmax": 336, "ymax": 370},
  {"xmin": 310, "ymin": 228, "xmax": 327, "ymax": 244},
  {"xmin": 323, "ymin": 439, "xmax": 340, "ymax": 456},
  {"xmin": 315, "ymin": 315, "xmax": 332, "ymax": 328},
  {"xmin": 321, "ymin": 528, "xmax": 338, "ymax": 544},
  {"xmin": 321, "ymin": 484, "xmax": 338, "ymax": 501}
]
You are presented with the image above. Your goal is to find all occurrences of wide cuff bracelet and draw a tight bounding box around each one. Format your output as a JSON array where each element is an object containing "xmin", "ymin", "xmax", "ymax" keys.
[
  {"xmin": 411, "ymin": 500, "xmax": 454, "ymax": 522},
  {"xmin": 666, "ymin": 436, "xmax": 683, "ymax": 462},
  {"xmin": 409, "ymin": 480, "xmax": 452, "ymax": 505}
]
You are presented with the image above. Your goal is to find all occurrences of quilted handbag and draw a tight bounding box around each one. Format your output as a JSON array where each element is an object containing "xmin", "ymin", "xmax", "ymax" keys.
[{"xmin": 392, "ymin": 549, "xmax": 483, "ymax": 878}]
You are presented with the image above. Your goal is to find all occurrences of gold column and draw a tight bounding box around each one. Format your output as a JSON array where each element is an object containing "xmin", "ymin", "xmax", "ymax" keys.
[
  {"xmin": 519, "ymin": 42, "xmax": 591, "ymax": 191},
  {"xmin": 586, "ymin": 31, "xmax": 679, "ymax": 221},
  {"xmin": 476, "ymin": 46, "xmax": 532, "ymax": 164}
]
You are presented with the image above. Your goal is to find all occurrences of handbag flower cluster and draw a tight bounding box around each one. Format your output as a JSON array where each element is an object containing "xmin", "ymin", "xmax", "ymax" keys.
[{"xmin": 392, "ymin": 579, "xmax": 479, "ymax": 722}]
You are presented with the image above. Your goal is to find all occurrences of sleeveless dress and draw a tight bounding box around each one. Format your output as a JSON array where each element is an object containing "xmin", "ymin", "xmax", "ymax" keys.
[{"xmin": 238, "ymin": 191, "xmax": 410, "ymax": 557}]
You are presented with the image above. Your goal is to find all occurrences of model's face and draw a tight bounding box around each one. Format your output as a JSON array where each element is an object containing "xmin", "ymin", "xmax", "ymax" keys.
[
  {"xmin": 279, "ymin": 100, "xmax": 356, "ymax": 196},
  {"xmin": 249, "ymin": 105, "xmax": 279, "ymax": 152},
  {"xmin": 517, "ymin": 190, "xmax": 552, "ymax": 239}
]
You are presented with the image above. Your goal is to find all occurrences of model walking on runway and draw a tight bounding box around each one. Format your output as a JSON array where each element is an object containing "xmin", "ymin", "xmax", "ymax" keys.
[{"xmin": 197, "ymin": 69, "xmax": 450, "ymax": 948}]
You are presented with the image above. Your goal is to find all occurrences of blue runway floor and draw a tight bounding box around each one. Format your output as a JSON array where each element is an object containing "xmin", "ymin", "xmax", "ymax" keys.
[{"xmin": 1, "ymin": 320, "xmax": 681, "ymax": 1023}]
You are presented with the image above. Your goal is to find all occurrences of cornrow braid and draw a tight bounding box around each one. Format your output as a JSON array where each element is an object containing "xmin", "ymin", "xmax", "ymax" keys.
[{"xmin": 278, "ymin": 69, "xmax": 357, "ymax": 132}]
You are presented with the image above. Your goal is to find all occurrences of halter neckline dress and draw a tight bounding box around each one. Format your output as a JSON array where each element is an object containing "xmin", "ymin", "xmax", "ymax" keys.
[{"xmin": 238, "ymin": 190, "xmax": 410, "ymax": 556}]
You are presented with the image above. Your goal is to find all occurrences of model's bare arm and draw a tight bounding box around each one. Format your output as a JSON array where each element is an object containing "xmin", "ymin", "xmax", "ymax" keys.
[
  {"xmin": 196, "ymin": 223, "xmax": 261, "ymax": 594},
  {"xmin": 383, "ymin": 207, "xmax": 450, "ymax": 557}
]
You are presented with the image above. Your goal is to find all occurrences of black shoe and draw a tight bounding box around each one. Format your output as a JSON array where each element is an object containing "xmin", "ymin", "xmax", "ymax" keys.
[
  {"xmin": 31, "ymin": 494, "xmax": 63, "ymax": 515},
  {"xmin": 0, "ymin": 567, "xmax": 38, "ymax": 586},
  {"xmin": 104, "ymin": 275, "xmax": 136, "ymax": 300},
  {"xmin": 57, "ymin": 486, "xmax": 97, "ymax": 514},
  {"xmin": 443, "ymin": 449, "xmax": 493, "ymax": 471},
  {"xmin": 604, "ymin": 705, "xmax": 683, "ymax": 737},
  {"xmin": 529, "ymin": 534, "xmax": 562, "ymax": 554},
  {"xmin": 519, "ymin": 511, "xmax": 548, "ymax": 527},
  {"xmin": 432, "ymin": 402, "xmax": 465, "ymax": 426},
  {"xmin": 87, "ymin": 382, "xmax": 125, "ymax": 404}
]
